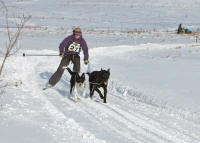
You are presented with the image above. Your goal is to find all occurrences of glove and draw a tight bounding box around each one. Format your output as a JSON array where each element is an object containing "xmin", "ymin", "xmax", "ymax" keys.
[
  {"xmin": 60, "ymin": 53, "xmax": 65, "ymax": 58},
  {"xmin": 84, "ymin": 60, "xmax": 89, "ymax": 65}
]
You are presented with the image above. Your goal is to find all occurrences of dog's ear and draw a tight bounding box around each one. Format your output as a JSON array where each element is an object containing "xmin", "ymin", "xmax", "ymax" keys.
[
  {"xmin": 101, "ymin": 68, "xmax": 103, "ymax": 71},
  {"xmin": 107, "ymin": 68, "xmax": 110, "ymax": 72},
  {"xmin": 81, "ymin": 73, "xmax": 85, "ymax": 78}
]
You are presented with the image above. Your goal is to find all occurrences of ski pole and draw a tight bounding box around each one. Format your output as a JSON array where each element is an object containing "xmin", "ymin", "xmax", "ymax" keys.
[{"xmin": 23, "ymin": 53, "xmax": 59, "ymax": 57}]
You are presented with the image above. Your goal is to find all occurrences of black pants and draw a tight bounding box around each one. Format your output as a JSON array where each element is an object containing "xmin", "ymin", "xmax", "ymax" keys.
[{"xmin": 49, "ymin": 54, "xmax": 80, "ymax": 86}]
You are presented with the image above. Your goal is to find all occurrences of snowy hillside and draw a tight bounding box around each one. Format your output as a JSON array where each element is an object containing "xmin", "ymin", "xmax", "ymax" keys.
[
  {"xmin": 2, "ymin": 0, "xmax": 200, "ymax": 31},
  {"xmin": 1, "ymin": 45, "xmax": 200, "ymax": 143},
  {"xmin": 1, "ymin": 0, "xmax": 200, "ymax": 143}
]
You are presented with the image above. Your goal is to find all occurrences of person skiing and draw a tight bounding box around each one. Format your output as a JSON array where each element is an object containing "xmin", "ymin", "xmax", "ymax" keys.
[
  {"xmin": 177, "ymin": 24, "xmax": 192, "ymax": 34},
  {"xmin": 44, "ymin": 27, "xmax": 89, "ymax": 89},
  {"xmin": 177, "ymin": 24, "xmax": 183, "ymax": 34}
]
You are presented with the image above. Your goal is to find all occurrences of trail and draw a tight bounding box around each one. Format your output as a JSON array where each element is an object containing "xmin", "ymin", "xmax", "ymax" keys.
[{"xmin": 1, "ymin": 44, "xmax": 200, "ymax": 143}]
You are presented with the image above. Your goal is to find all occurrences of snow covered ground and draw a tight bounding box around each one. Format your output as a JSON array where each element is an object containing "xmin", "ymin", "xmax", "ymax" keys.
[
  {"xmin": 2, "ymin": 0, "xmax": 200, "ymax": 31},
  {"xmin": 1, "ymin": 0, "xmax": 200, "ymax": 143},
  {"xmin": 1, "ymin": 44, "xmax": 200, "ymax": 143}
]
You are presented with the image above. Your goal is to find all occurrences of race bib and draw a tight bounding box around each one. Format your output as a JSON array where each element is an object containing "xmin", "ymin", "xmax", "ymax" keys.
[{"xmin": 68, "ymin": 42, "xmax": 81, "ymax": 53}]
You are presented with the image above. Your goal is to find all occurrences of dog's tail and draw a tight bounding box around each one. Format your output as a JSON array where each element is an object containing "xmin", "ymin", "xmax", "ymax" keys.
[
  {"xmin": 66, "ymin": 67, "xmax": 73, "ymax": 75},
  {"xmin": 86, "ymin": 72, "xmax": 91, "ymax": 76}
]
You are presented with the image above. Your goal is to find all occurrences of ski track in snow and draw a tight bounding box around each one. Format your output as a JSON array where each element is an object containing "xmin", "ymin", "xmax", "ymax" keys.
[{"xmin": 1, "ymin": 44, "xmax": 200, "ymax": 143}]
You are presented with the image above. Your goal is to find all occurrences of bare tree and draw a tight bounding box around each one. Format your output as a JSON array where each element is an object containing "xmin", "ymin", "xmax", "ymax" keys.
[
  {"xmin": 0, "ymin": 0, "xmax": 30, "ymax": 108},
  {"xmin": 0, "ymin": 0, "xmax": 30, "ymax": 76},
  {"xmin": 0, "ymin": 79, "xmax": 7, "ymax": 109}
]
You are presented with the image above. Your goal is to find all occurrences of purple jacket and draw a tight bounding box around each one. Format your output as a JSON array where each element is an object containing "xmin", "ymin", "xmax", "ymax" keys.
[{"xmin": 59, "ymin": 35, "xmax": 89, "ymax": 60}]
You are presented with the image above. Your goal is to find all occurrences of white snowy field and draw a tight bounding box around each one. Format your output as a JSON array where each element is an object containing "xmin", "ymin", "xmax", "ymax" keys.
[
  {"xmin": 1, "ymin": 0, "xmax": 200, "ymax": 31},
  {"xmin": 1, "ymin": 43, "xmax": 200, "ymax": 143},
  {"xmin": 1, "ymin": 0, "xmax": 200, "ymax": 143}
]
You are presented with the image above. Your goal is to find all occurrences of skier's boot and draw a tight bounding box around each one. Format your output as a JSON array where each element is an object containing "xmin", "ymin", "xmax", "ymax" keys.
[{"xmin": 43, "ymin": 83, "xmax": 53, "ymax": 90}]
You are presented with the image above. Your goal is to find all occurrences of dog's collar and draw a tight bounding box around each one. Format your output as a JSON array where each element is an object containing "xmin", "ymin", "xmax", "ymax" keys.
[
  {"xmin": 89, "ymin": 81, "xmax": 108, "ymax": 86},
  {"xmin": 89, "ymin": 82, "xmax": 102, "ymax": 85}
]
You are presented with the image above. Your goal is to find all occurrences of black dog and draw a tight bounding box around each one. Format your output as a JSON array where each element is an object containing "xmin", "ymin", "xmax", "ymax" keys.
[
  {"xmin": 87, "ymin": 69, "xmax": 110, "ymax": 103},
  {"xmin": 66, "ymin": 67, "xmax": 86, "ymax": 102}
]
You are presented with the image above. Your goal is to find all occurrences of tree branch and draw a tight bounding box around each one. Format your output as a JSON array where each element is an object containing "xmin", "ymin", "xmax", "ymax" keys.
[
  {"xmin": 0, "ymin": 0, "xmax": 30, "ymax": 75},
  {"xmin": 0, "ymin": 0, "xmax": 11, "ymax": 43}
]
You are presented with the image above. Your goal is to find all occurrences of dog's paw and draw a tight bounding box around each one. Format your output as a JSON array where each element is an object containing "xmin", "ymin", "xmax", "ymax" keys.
[
  {"xmin": 89, "ymin": 97, "xmax": 93, "ymax": 101},
  {"xmin": 82, "ymin": 93, "xmax": 86, "ymax": 98},
  {"xmin": 69, "ymin": 94, "xmax": 72, "ymax": 99},
  {"xmin": 74, "ymin": 97, "xmax": 78, "ymax": 103},
  {"xmin": 100, "ymin": 96, "xmax": 104, "ymax": 99}
]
